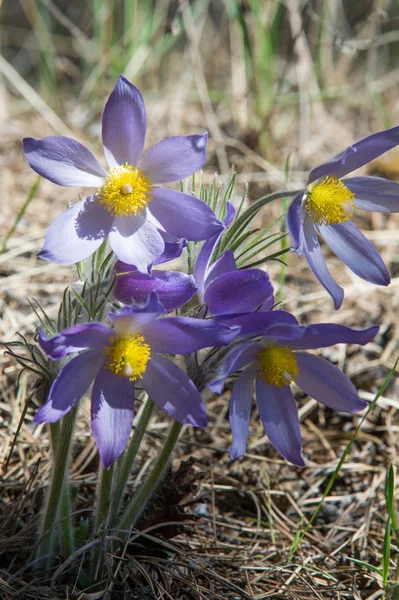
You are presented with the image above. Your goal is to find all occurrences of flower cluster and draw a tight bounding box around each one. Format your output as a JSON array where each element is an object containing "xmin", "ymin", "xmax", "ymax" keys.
[{"xmin": 23, "ymin": 75, "xmax": 398, "ymax": 471}]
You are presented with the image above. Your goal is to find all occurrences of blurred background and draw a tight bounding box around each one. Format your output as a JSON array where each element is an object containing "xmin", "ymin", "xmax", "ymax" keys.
[
  {"xmin": 2, "ymin": 2, "xmax": 399, "ymax": 596},
  {"xmin": 2, "ymin": 0, "xmax": 399, "ymax": 186}
]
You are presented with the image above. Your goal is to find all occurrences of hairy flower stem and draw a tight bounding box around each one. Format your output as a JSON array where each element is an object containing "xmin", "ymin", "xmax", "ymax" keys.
[
  {"xmin": 91, "ymin": 463, "xmax": 114, "ymax": 581},
  {"xmin": 37, "ymin": 408, "xmax": 77, "ymax": 566},
  {"xmin": 117, "ymin": 420, "xmax": 183, "ymax": 535},
  {"xmin": 49, "ymin": 421, "xmax": 61, "ymax": 452},
  {"xmin": 109, "ymin": 397, "xmax": 154, "ymax": 526},
  {"xmin": 49, "ymin": 421, "xmax": 75, "ymax": 559},
  {"xmin": 59, "ymin": 480, "xmax": 74, "ymax": 558},
  {"xmin": 95, "ymin": 464, "xmax": 114, "ymax": 534}
]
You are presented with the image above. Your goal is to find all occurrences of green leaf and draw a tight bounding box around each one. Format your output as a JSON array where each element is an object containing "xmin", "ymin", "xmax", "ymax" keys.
[{"xmin": 219, "ymin": 189, "xmax": 300, "ymax": 255}]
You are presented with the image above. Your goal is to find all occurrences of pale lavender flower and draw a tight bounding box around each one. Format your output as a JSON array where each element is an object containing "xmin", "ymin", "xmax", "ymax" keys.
[
  {"xmin": 287, "ymin": 125, "xmax": 399, "ymax": 308},
  {"xmin": 23, "ymin": 76, "xmax": 222, "ymax": 272}
]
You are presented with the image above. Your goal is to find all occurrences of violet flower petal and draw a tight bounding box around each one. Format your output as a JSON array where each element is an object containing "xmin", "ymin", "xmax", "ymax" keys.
[
  {"xmin": 208, "ymin": 342, "xmax": 261, "ymax": 394},
  {"xmin": 318, "ymin": 220, "xmax": 390, "ymax": 286},
  {"xmin": 229, "ymin": 367, "xmax": 256, "ymax": 459},
  {"xmin": 223, "ymin": 201, "xmax": 236, "ymax": 227},
  {"xmin": 114, "ymin": 235, "xmax": 187, "ymax": 272},
  {"xmin": 215, "ymin": 310, "xmax": 299, "ymax": 338},
  {"xmin": 39, "ymin": 196, "xmax": 113, "ymax": 264},
  {"xmin": 154, "ymin": 236, "xmax": 187, "ymax": 265},
  {"xmin": 307, "ymin": 124, "xmax": 399, "ymax": 183},
  {"xmin": 290, "ymin": 323, "xmax": 379, "ymax": 351},
  {"xmin": 205, "ymin": 268, "xmax": 273, "ymax": 316},
  {"xmin": 141, "ymin": 316, "xmax": 240, "ymax": 354},
  {"xmin": 114, "ymin": 269, "xmax": 197, "ymax": 312},
  {"xmin": 345, "ymin": 176, "xmax": 399, "ymax": 213},
  {"xmin": 194, "ymin": 234, "xmax": 222, "ymax": 300},
  {"xmin": 259, "ymin": 293, "xmax": 274, "ymax": 312},
  {"xmin": 301, "ymin": 215, "xmax": 344, "ymax": 309},
  {"xmin": 140, "ymin": 133, "xmax": 208, "ymax": 183},
  {"xmin": 295, "ymin": 352, "xmax": 367, "ymax": 413},
  {"xmin": 204, "ymin": 250, "xmax": 237, "ymax": 290},
  {"xmin": 22, "ymin": 136, "xmax": 107, "ymax": 187},
  {"xmin": 102, "ymin": 75, "xmax": 146, "ymax": 169},
  {"xmin": 91, "ymin": 366, "xmax": 135, "ymax": 468},
  {"xmin": 109, "ymin": 215, "xmax": 165, "ymax": 272},
  {"xmin": 142, "ymin": 354, "xmax": 207, "ymax": 427},
  {"xmin": 33, "ymin": 350, "xmax": 102, "ymax": 423},
  {"xmin": 109, "ymin": 292, "xmax": 165, "ymax": 333},
  {"xmin": 149, "ymin": 187, "xmax": 223, "ymax": 241},
  {"xmin": 39, "ymin": 323, "xmax": 114, "ymax": 359},
  {"xmin": 255, "ymin": 380, "xmax": 305, "ymax": 467},
  {"xmin": 194, "ymin": 203, "xmax": 235, "ymax": 297},
  {"xmin": 286, "ymin": 193, "xmax": 303, "ymax": 252}
]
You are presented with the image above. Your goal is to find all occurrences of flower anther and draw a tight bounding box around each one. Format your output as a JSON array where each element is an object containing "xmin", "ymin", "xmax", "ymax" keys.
[
  {"xmin": 257, "ymin": 345, "xmax": 299, "ymax": 388},
  {"xmin": 98, "ymin": 164, "xmax": 153, "ymax": 217},
  {"xmin": 104, "ymin": 334, "xmax": 151, "ymax": 380},
  {"xmin": 306, "ymin": 176, "xmax": 355, "ymax": 226}
]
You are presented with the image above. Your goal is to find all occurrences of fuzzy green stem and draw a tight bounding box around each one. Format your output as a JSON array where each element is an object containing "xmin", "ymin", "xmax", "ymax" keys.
[
  {"xmin": 95, "ymin": 464, "xmax": 114, "ymax": 533},
  {"xmin": 37, "ymin": 408, "xmax": 77, "ymax": 564},
  {"xmin": 91, "ymin": 463, "xmax": 114, "ymax": 582},
  {"xmin": 59, "ymin": 480, "xmax": 75, "ymax": 558},
  {"xmin": 109, "ymin": 397, "xmax": 154, "ymax": 526},
  {"xmin": 49, "ymin": 421, "xmax": 75, "ymax": 558},
  {"xmin": 48, "ymin": 421, "xmax": 75, "ymax": 557},
  {"xmin": 49, "ymin": 421, "xmax": 61, "ymax": 453},
  {"xmin": 117, "ymin": 420, "xmax": 183, "ymax": 534}
]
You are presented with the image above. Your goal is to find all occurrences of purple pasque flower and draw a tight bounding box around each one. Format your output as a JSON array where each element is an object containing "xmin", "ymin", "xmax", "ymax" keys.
[
  {"xmin": 114, "ymin": 260, "xmax": 198, "ymax": 313},
  {"xmin": 211, "ymin": 318, "xmax": 378, "ymax": 466},
  {"xmin": 113, "ymin": 237, "xmax": 197, "ymax": 312},
  {"xmin": 112, "ymin": 203, "xmax": 238, "ymax": 312},
  {"xmin": 36, "ymin": 293, "xmax": 239, "ymax": 468},
  {"xmin": 194, "ymin": 202, "xmax": 274, "ymax": 324},
  {"xmin": 287, "ymin": 125, "xmax": 399, "ymax": 309},
  {"xmin": 23, "ymin": 75, "xmax": 222, "ymax": 272},
  {"xmin": 113, "ymin": 201, "xmax": 275, "ymax": 324}
]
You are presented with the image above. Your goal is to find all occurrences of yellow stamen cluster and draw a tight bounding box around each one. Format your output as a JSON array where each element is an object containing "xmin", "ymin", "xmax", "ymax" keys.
[
  {"xmin": 306, "ymin": 176, "xmax": 355, "ymax": 226},
  {"xmin": 98, "ymin": 163, "xmax": 153, "ymax": 217},
  {"xmin": 104, "ymin": 334, "xmax": 151, "ymax": 381},
  {"xmin": 257, "ymin": 345, "xmax": 299, "ymax": 388}
]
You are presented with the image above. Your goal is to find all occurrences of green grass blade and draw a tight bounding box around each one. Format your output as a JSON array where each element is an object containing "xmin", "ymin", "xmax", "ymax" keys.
[
  {"xmin": 349, "ymin": 558, "xmax": 382, "ymax": 576},
  {"xmin": 1, "ymin": 177, "xmax": 40, "ymax": 254},
  {"xmin": 386, "ymin": 466, "xmax": 399, "ymax": 541},
  {"xmin": 242, "ymin": 247, "xmax": 289, "ymax": 269},
  {"xmin": 236, "ymin": 233, "xmax": 287, "ymax": 267}
]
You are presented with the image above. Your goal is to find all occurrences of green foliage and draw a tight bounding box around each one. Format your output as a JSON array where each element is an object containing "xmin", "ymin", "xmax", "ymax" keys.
[
  {"xmin": 218, "ymin": 188, "xmax": 300, "ymax": 270},
  {"xmin": 185, "ymin": 169, "xmax": 299, "ymax": 278},
  {"xmin": 32, "ymin": 1, "xmax": 56, "ymax": 98},
  {"xmin": 224, "ymin": 0, "xmax": 283, "ymax": 127}
]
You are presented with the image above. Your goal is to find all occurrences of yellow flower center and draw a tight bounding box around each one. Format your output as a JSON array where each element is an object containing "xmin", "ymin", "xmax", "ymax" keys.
[
  {"xmin": 257, "ymin": 345, "xmax": 299, "ymax": 388},
  {"xmin": 98, "ymin": 164, "xmax": 153, "ymax": 217},
  {"xmin": 104, "ymin": 334, "xmax": 151, "ymax": 381},
  {"xmin": 306, "ymin": 176, "xmax": 355, "ymax": 226}
]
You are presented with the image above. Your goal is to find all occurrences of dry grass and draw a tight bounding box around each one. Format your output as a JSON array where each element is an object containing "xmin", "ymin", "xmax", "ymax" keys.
[{"xmin": 2, "ymin": 1, "xmax": 399, "ymax": 598}]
